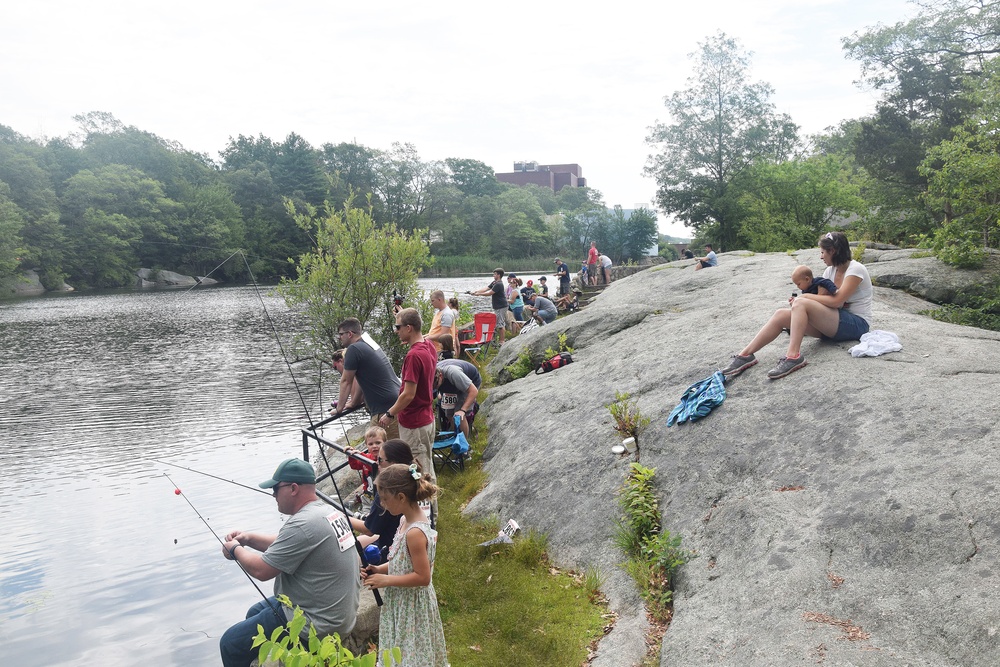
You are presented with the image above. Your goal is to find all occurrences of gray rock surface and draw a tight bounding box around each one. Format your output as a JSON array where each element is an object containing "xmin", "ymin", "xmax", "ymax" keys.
[
  {"xmin": 136, "ymin": 268, "xmax": 219, "ymax": 288},
  {"xmin": 863, "ymin": 247, "xmax": 1000, "ymax": 304},
  {"xmin": 474, "ymin": 249, "xmax": 1000, "ymax": 666}
]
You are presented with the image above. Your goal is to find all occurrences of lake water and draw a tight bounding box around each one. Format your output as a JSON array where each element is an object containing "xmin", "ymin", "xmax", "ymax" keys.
[{"xmin": 0, "ymin": 277, "xmax": 486, "ymax": 667}]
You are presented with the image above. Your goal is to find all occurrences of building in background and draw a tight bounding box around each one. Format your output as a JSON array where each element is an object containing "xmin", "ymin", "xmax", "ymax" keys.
[{"xmin": 495, "ymin": 162, "xmax": 586, "ymax": 192}]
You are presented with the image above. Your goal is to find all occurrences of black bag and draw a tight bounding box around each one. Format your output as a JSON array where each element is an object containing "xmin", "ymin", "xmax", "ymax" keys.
[{"xmin": 536, "ymin": 352, "xmax": 573, "ymax": 374}]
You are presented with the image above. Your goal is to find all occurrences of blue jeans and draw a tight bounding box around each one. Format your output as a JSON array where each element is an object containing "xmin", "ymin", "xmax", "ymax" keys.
[{"xmin": 220, "ymin": 597, "xmax": 286, "ymax": 667}]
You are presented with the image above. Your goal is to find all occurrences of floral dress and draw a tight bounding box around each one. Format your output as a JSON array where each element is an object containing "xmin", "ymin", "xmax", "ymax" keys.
[{"xmin": 380, "ymin": 521, "xmax": 448, "ymax": 666}]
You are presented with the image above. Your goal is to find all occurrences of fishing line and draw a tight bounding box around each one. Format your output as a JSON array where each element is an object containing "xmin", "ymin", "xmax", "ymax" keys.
[
  {"xmin": 156, "ymin": 460, "xmax": 360, "ymax": 517},
  {"xmin": 181, "ymin": 249, "xmax": 244, "ymax": 294},
  {"xmin": 239, "ymin": 251, "xmax": 317, "ymax": 431},
  {"xmin": 163, "ymin": 472, "xmax": 283, "ymax": 622},
  {"xmin": 237, "ymin": 250, "xmax": 381, "ymax": 604}
]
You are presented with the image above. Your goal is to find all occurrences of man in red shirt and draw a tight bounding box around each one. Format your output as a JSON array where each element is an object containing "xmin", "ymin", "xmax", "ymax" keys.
[
  {"xmin": 379, "ymin": 308, "xmax": 438, "ymax": 490},
  {"xmin": 587, "ymin": 241, "xmax": 599, "ymax": 286}
]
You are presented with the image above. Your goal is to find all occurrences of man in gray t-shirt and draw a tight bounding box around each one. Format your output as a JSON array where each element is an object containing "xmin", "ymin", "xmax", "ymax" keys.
[
  {"xmin": 435, "ymin": 359, "xmax": 481, "ymax": 437},
  {"xmin": 525, "ymin": 293, "xmax": 557, "ymax": 324},
  {"xmin": 220, "ymin": 458, "xmax": 361, "ymax": 667},
  {"xmin": 334, "ymin": 318, "xmax": 401, "ymax": 417}
]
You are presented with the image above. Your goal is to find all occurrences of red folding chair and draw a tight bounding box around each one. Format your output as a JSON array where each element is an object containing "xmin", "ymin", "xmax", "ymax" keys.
[{"xmin": 459, "ymin": 312, "xmax": 497, "ymax": 365}]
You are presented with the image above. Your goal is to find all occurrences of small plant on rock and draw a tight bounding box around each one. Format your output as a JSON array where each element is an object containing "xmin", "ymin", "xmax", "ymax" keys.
[
  {"xmin": 505, "ymin": 349, "xmax": 535, "ymax": 380},
  {"xmin": 607, "ymin": 390, "xmax": 650, "ymax": 461},
  {"xmin": 615, "ymin": 464, "xmax": 694, "ymax": 622}
]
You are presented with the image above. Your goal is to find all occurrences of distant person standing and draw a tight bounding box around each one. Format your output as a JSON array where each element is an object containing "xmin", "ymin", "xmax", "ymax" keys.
[
  {"xmin": 587, "ymin": 241, "xmax": 600, "ymax": 286},
  {"xmin": 468, "ymin": 268, "xmax": 508, "ymax": 346},
  {"xmin": 554, "ymin": 257, "xmax": 570, "ymax": 296},
  {"xmin": 599, "ymin": 254, "xmax": 613, "ymax": 284},
  {"xmin": 380, "ymin": 308, "xmax": 439, "ymax": 494},
  {"xmin": 694, "ymin": 244, "xmax": 718, "ymax": 271},
  {"xmin": 425, "ymin": 290, "xmax": 457, "ymax": 357},
  {"xmin": 536, "ymin": 276, "xmax": 549, "ymax": 297}
]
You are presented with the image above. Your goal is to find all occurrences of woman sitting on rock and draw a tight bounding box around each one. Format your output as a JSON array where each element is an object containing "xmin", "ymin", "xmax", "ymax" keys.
[{"xmin": 721, "ymin": 231, "xmax": 873, "ymax": 380}]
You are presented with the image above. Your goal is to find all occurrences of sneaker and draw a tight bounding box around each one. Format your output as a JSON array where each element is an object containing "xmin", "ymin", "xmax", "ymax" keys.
[
  {"xmin": 721, "ymin": 353, "xmax": 757, "ymax": 377},
  {"xmin": 766, "ymin": 354, "xmax": 807, "ymax": 379}
]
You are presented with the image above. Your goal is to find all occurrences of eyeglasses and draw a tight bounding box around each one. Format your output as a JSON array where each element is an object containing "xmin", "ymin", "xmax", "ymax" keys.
[
  {"xmin": 336, "ymin": 331, "xmax": 349, "ymax": 338},
  {"xmin": 272, "ymin": 483, "xmax": 292, "ymax": 496}
]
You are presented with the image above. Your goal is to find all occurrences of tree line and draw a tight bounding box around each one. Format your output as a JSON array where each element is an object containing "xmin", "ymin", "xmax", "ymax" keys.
[
  {"xmin": 0, "ymin": 111, "xmax": 657, "ymax": 291},
  {"xmin": 646, "ymin": 1, "xmax": 1000, "ymax": 269}
]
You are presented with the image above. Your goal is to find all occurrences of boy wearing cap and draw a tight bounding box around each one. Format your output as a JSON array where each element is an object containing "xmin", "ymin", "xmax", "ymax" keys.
[
  {"xmin": 219, "ymin": 458, "xmax": 361, "ymax": 667},
  {"xmin": 536, "ymin": 276, "xmax": 549, "ymax": 297}
]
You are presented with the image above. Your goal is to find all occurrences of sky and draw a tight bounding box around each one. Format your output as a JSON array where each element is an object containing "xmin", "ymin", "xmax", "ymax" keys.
[{"xmin": 0, "ymin": 0, "xmax": 915, "ymax": 237}]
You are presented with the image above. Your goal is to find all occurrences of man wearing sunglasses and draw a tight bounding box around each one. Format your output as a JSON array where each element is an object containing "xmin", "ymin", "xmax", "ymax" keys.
[
  {"xmin": 219, "ymin": 458, "xmax": 361, "ymax": 667},
  {"xmin": 380, "ymin": 308, "xmax": 439, "ymax": 494},
  {"xmin": 334, "ymin": 317, "xmax": 402, "ymax": 438}
]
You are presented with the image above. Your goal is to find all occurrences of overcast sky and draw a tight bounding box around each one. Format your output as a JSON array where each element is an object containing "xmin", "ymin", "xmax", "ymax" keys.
[{"xmin": 1, "ymin": 0, "xmax": 914, "ymax": 237}]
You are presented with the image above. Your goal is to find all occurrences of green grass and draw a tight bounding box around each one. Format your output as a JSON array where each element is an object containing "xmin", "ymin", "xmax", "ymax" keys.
[{"xmin": 432, "ymin": 391, "xmax": 608, "ymax": 665}]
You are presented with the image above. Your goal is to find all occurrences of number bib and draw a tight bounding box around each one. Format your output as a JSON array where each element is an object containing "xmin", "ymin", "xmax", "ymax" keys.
[
  {"xmin": 440, "ymin": 393, "xmax": 458, "ymax": 409},
  {"xmin": 326, "ymin": 510, "xmax": 357, "ymax": 552}
]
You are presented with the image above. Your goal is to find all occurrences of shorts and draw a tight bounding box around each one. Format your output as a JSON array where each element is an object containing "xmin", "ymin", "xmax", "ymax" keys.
[
  {"xmin": 588, "ymin": 262, "xmax": 597, "ymax": 276},
  {"xmin": 539, "ymin": 310, "xmax": 556, "ymax": 324},
  {"xmin": 823, "ymin": 309, "xmax": 870, "ymax": 342},
  {"xmin": 493, "ymin": 308, "xmax": 507, "ymax": 328},
  {"xmin": 699, "ymin": 260, "xmax": 714, "ymax": 269}
]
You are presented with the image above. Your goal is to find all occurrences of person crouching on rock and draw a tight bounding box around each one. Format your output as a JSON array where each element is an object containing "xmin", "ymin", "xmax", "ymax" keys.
[{"xmin": 720, "ymin": 231, "xmax": 872, "ymax": 380}]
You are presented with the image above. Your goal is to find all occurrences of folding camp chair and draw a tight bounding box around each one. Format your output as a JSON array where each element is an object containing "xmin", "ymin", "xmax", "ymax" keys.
[
  {"xmin": 432, "ymin": 415, "xmax": 469, "ymax": 472},
  {"xmin": 459, "ymin": 312, "xmax": 497, "ymax": 365}
]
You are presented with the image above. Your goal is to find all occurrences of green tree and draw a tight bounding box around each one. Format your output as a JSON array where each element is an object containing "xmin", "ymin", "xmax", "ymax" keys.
[
  {"xmin": 0, "ymin": 183, "xmax": 26, "ymax": 282},
  {"xmin": 842, "ymin": 0, "xmax": 997, "ymax": 226},
  {"xmin": 919, "ymin": 67, "xmax": 1000, "ymax": 266},
  {"xmin": 645, "ymin": 32, "xmax": 798, "ymax": 251},
  {"xmin": 444, "ymin": 157, "xmax": 501, "ymax": 197},
  {"xmin": 593, "ymin": 206, "xmax": 658, "ymax": 263},
  {"xmin": 278, "ymin": 198, "xmax": 430, "ymax": 366},
  {"xmin": 738, "ymin": 155, "xmax": 864, "ymax": 252}
]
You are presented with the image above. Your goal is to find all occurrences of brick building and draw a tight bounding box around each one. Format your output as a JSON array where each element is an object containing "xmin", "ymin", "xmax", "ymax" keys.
[{"xmin": 495, "ymin": 162, "xmax": 587, "ymax": 192}]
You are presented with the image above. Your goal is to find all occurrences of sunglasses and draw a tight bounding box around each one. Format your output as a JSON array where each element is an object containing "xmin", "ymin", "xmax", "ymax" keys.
[{"xmin": 394, "ymin": 324, "xmax": 407, "ymax": 330}]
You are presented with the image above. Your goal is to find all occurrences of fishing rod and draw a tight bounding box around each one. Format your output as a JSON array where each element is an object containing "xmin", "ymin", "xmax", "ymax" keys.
[
  {"xmin": 163, "ymin": 472, "xmax": 283, "ymax": 622},
  {"xmin": 154, "ymin": 459, "xmax": 362, "ymax": 518},
  {"xmin": 235, "ymin": 251, "xmax": 384, "ymax": 605}
]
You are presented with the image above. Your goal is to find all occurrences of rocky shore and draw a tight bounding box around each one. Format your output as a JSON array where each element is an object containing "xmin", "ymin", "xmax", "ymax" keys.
[{"xmin": 479, "ymin": 247, "xmax": 1000, "ymax": 666}]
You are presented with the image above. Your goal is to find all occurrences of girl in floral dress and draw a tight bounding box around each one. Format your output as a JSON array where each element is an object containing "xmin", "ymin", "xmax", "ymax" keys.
[{"xmin": 362, "ymin": 463, "xmax": 448, "ymax": 667}]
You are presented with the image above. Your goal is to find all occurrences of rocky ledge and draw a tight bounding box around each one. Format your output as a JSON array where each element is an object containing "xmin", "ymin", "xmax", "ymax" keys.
[{"xmin": 478, "ymin": 248, "xmax": 1000, "ymax": 666}]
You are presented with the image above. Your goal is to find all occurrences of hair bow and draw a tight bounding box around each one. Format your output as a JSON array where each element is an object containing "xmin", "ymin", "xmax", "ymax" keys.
[{"xmin": 408, "ymin": 463, "xmax": 422, "ymax": 480}]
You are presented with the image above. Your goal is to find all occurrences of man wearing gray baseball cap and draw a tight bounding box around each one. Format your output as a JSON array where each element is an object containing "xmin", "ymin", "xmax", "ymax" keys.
[{"xmin": 219, "ymin": 458, "xmax": 361, "ymax": 667}]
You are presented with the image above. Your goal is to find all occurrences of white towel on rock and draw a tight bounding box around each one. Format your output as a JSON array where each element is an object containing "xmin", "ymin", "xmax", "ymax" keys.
[{"xmin": 849, "ymin": 330, "xmax": 902, "ymax": 357}]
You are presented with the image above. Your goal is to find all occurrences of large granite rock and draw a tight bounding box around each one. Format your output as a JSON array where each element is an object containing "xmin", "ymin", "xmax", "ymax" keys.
[
  {"xmin": 476, "ymin": 249, "xmax": 1000, "ymax": 666},
  {"xmin": 136, "ymin": 268, "xmax": 219, "ymax": 288}
]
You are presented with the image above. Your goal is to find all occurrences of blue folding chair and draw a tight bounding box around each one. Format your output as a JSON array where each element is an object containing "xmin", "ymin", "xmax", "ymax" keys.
[{"xmin": 432, "ymin": 414, "xmax": 470, "ymax": 472}]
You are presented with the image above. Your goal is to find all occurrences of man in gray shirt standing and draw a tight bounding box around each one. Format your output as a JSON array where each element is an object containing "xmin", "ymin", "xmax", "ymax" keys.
[
  {"xmin": 219, "ymin": 458, "xmax": 361, "ymax": 667},
  {"xmin": 334, "ymin": 317, "xmax": 402, "ymax": 437}
]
